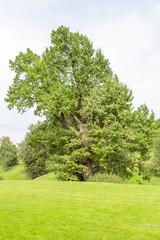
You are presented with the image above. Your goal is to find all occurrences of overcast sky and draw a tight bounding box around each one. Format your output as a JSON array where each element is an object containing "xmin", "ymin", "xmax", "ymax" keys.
[{"xmin": 0, "ymin": 0, "xmax": 160, "ymax": 144}]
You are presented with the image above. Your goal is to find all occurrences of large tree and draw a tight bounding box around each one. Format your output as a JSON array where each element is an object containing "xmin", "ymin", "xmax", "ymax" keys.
[{"xmin": 5, "ymin": 26, "xmax": 154, "ymax": 181}]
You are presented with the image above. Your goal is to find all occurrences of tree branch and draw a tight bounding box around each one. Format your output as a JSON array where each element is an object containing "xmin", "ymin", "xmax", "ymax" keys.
[
  {"xmin": 71, "ymin": 112, "xmax": 86, "ymax": 132},
  {"xmin": 54, "ymin": 113, "xmax": 74, "ymax": 131},
  {"xmin": 71, "ymin": 112, "xmax": 82, "ymax": 125},
  {"xmin": 61, "ymin": 112, "xmax": 74, "ymax": 131}
]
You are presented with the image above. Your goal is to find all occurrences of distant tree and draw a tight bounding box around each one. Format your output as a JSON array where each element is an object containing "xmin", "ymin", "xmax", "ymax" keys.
[
  {"xmin": 147, "ymin": 119, "xmax": 160, "ymax": 176},
  {"xmin": 0, "ymin": 136, "xmax": 18, "ymax": 170},
  {"xmin": 0, "ymin": 136, "xmax": 11, "ymax": 144},
  {"xmin": 5, "ymin": 26, "xmax": 155, "ymax": 181},
  {"xmin": 151, "ymin": 137, "xmax": 160, "ymax": 175}
]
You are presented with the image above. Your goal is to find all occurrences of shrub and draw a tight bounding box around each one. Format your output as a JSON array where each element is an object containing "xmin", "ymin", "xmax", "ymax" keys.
[{"xmin": 89, "ymin": 173, "xmax": 124, "ymax": 183}]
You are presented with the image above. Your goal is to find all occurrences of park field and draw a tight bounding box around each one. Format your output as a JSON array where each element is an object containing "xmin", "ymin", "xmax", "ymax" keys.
[{"xmin": 0, "ymin": 181, "xmax": 160, "ymax": 240}]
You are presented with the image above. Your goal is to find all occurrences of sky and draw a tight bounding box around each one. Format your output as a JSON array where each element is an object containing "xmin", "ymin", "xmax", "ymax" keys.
[{"xmin": 0, "ymin": 0, "xmax": 160, "ymax": 144}]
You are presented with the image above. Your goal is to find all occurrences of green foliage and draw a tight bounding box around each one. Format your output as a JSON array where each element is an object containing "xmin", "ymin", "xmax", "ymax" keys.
[
  {"xmin": 126, "ymin": 174, "xmax": 160, "ymax": 185},
  {"xmin": 18, "ymin": 122, "xmax": 47, "ymax": 178},
  {"xmin": 89, "ymin": 173, "xmax": 124, "ymax": 183},
  {"xmin": 6, "ymin": 26, "xmax": 155, "ymax": 181},
  {"xmin": 144, "ymin": 118, "xmax": 160, "ymax": 177},
  {"xmin": 0, "ymin": 136, "xmax": 18, "ymax": 170},
  {"xmin": 25, "ymin": 122, "xmax": 86, "ymax": 181},
  {"xmin": 152, "ymin": 137, "xmax": 160, "ymax": 175}
]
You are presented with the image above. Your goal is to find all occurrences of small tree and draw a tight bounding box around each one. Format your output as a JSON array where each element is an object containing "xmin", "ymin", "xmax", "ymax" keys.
[
  {"xmin": 18, "ymin": 122, "xmax": 48, "ymax": 178},
  {"xmin": 0, "ymin": 136, "xmax": 18, "ymax": 170}
]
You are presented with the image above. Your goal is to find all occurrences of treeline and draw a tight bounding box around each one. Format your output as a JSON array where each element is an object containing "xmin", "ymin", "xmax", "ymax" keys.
[{"xmin": 3, "ymin": 26, "xmax": 160, "ymax": 181}]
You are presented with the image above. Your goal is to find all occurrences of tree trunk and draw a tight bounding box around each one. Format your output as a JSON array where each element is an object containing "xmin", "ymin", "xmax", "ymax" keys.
[
  {"xmin": 70, "ymin": 113, "xmax": 93, "ymax": 181},
  {"xmin": 82, "ymin": 157, "xmax": 93, "ymax": 181}
]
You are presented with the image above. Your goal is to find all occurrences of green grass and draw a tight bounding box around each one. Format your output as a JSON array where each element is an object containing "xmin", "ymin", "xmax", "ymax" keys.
[
  {"xmin": 0, "ymin": 164, "xmax": 31, "ymax": 180},
  {"xmin": 0, "ymin": 181, "xmax": 160, "ymax": 240},
  {"xmin": 34, "ymin": 172, "xmax": 57, "ymax": 181},
  {"xmin": 35, "ymin": 172, "xmax": 160, "ymax": 186},
  {"xmin": 126, "ymin": 174, "xmax": 160, "ymax": 185}
]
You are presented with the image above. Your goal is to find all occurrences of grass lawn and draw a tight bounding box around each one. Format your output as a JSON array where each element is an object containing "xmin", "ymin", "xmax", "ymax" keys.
[
  {"xmin": 0, "ymin": 165, "xmax": 31, "ymax": 180},
  {"xmin": 126, "ymin": 174, "xmax": 160, "ymax": 186},
  {"xmin": 0, "ymin": 181, "xmax": 160, "ymax": 240},
  {"xmin": 34, "ymin": 172, "xmax": 57, "ymax": 181}
]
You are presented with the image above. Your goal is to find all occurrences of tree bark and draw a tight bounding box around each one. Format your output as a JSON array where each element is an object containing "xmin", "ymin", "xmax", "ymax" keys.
[
  {"xmin": 54, "ymin": 113, "xmax": 74, "ymax": 131},
  {"xmin": 75, "ymin": 119, "xmax": 93, "ymax": 181},
  {"xmin": 82, "ymin": 158, "xmax": 93, "ymax": 181}
]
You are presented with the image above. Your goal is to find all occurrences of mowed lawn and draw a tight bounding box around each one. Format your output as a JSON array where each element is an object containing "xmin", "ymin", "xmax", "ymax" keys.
[
  {"xmin": 0, "ymin": 181, "xmax": 160, "ymax": 240},
  {"xmin": 0, "ymin": 165, "xmax": 31, "ymax": 180}
]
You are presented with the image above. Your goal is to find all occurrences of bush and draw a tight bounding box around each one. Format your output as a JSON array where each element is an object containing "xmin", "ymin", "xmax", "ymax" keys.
[
  {"xmin": 0, "ymin": 176, "xmax": 3, "ymax": 180},
  {"xmin": 89, "ymin": 173, "xmax": 124, "ymax": 183}
]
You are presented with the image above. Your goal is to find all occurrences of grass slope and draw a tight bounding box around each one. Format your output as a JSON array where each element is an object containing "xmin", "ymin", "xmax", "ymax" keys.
[
  {"xmin": 34, "ymin": 172, "xmax": 57, "ymax": 181},
  {"xmin": 0, "ymin": 164, "xmax": 31, "ymax": 180},
  {"xmin": 0, "ymin": 181, "xmax": 160, "ymax": 240}
]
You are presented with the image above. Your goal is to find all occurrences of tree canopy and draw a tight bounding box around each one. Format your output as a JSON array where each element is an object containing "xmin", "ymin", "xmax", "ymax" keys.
[{"xmin": 6, "ymin": 26, "xmax": 155, "ymax": 181}]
